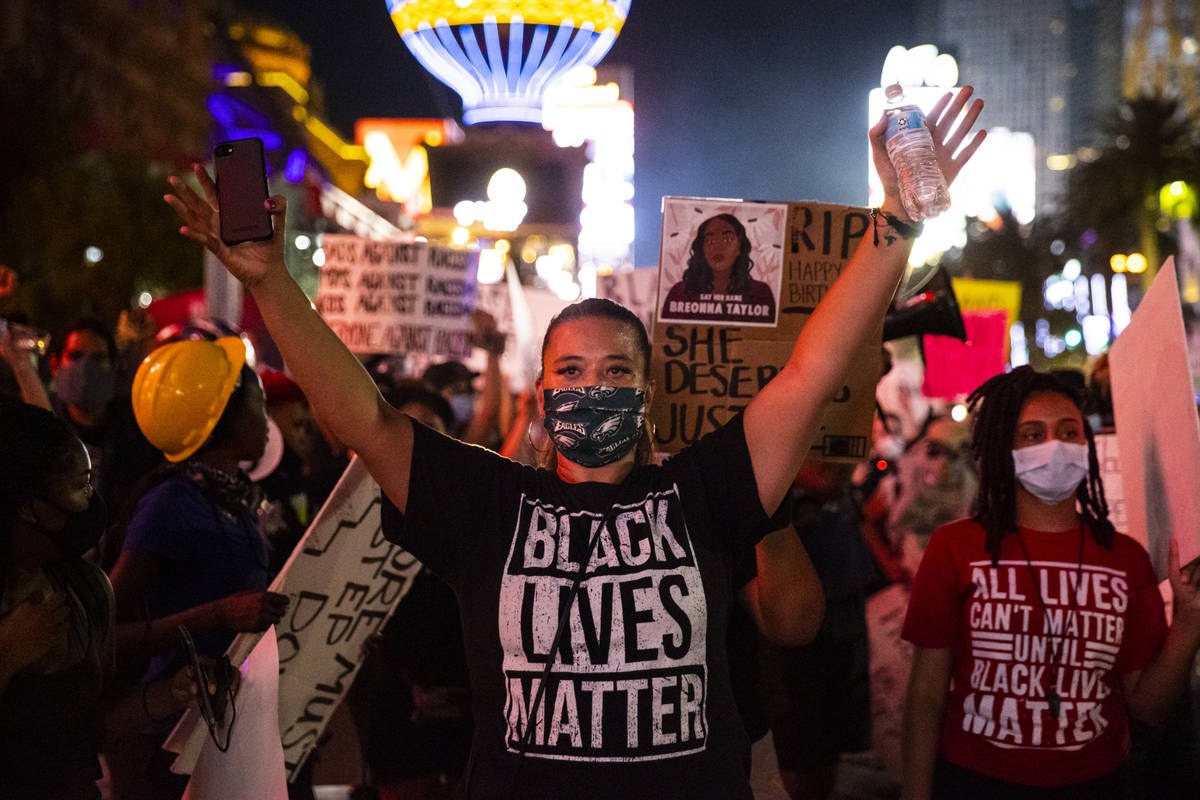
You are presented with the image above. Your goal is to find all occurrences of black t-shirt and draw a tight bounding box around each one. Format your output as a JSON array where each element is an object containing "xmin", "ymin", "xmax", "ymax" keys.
[{"xmin": 381, "ymin": 414, "xmax": 782, "ymax": 799}]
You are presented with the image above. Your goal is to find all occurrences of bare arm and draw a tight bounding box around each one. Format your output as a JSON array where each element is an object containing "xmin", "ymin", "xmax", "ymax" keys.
[
  {"xmin": 738, "ymin": 525, "xmax": 825, "ymax": 645},
  {"xmin": 164, "ymin": 166, "xmax": 416, "ymax": 509},
  {"xmin": 0, "ymin": 328, "xmax": 51, "ymax": 410},
  {"xmin": 462, "ymin": 311, "xmax": 504, "ymax": 446},
  {"xmin": 744, "ymin": 88, "xmax": 985, "ymax": 515},
  {"xmin": 109, "ymin": 550, "xmax": 287, "ymax": 666},
  {"xmin": 1123, "ymin": 539, "xmax": 1200, "ymax": 725},
  {"xmin": 902, "ymin": 645, "xmax": 953, "ymax": 800}
]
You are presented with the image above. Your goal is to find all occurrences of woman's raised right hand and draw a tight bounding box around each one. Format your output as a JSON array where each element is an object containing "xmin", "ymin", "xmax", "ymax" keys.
[{"xmin": 163, "ymin": 163, "xmax": 288, "ymax": 289}]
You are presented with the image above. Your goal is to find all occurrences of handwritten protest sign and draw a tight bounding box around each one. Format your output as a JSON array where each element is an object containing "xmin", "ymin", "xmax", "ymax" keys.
[
  {"xmin": 1110, "ymin": 258, "xmax": 1200, "ymax": 578},
  {"xmin": 167, "ymin": 457, "xmax": 423, "ymax": 781},
  {"xmin": 650, "ymin": 198, "xmax": 879, "ymax": 460},
  {"xmin": 597, "ymin": 266, "xmax": 660, "ymax": 337},
  {"xmin": 316, "ymin": 235, "xmax": 478, "ymax": 357}
]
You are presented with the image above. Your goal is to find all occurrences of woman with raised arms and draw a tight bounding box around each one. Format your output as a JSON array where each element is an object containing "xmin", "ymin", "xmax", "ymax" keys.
[{"xmin": 165, "ymin": 88, "xmax": 984, "ymax": 799}]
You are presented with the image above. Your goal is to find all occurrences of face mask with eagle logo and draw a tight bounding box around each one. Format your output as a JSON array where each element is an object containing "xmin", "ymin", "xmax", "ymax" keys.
[{"xmin": 542, "ymin": 386, "xmax": 646, "ymax": 468}]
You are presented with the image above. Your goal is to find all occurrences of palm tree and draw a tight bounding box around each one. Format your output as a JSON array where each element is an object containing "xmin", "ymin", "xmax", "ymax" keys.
[{"xmin": 1058, "ymin": 93, "xmax": 1200, "ymax": 283}]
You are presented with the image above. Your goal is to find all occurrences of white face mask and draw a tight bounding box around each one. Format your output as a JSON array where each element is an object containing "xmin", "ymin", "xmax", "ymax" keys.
[{"xmin": 1011, "ymin": 439, "xmax": 1089, "ymax": 504}]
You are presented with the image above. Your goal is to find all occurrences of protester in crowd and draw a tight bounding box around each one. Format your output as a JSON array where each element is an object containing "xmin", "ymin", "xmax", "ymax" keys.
[
  {"xmin": 421, "ymin": 308, "xmax": 505, "ymax": 446},
  {"xmin": 865, "ymin": 414, "xmax": 976, "ymax": 584},
  {"xmin": 49, "ymin": 317, "xmax": 162, "ymax": 558},
  {"xmin": 345, "ymin": 379, "xmax": 469, "ymax": 797},
  {"xmin": 113, "ymin": 307, "xmax": 161, "ymax": 390},
  {"xmin": 166, "ymin": 86, "xmax": 984, "ymax": 798},
  {"xmin": 105, "ymin": 337, "xmax": 288, "ymax": 799},
  {"xmin": 0, "ymin": 404, "xmax": 204, "ymax": 800},
  {"xmin": 901, "ymin": 366, "xmax": 1200, "ymax": 798},
  {"xmin": 257, "ymin": 368, "xmax": 350, "ymax": 574},
  {"xmin": 758, "ymin": 459, "xmax": 877, "ymax": 799}
]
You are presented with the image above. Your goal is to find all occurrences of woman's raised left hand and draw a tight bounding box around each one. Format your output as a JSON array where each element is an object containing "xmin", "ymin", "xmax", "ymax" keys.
[{"xmin": 868, "ymin": 85, "xmax": 987, "ymax": 206}]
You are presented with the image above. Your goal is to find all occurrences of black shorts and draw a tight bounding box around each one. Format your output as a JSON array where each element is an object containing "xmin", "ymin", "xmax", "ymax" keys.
[{"xmin": 760, "ymin": 594, "xmax": 871, "ymax": 770}]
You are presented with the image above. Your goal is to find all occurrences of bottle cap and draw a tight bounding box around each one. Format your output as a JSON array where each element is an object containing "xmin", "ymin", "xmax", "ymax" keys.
[{"xmin": 885, "ymin": 83, "xmax": 904, "ymax": 101}]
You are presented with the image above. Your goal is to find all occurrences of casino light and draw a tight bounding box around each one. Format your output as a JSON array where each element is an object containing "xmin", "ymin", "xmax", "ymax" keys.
[
  {"xmin": 386, "ymin": 0, "xmax": 632, "ymax": 125},
  {"xmin": 1110, "ymin": 254, "xmax": 1127, "ymax": 273},
  {"xmin": 1111, "ymin": 274, "xmax": 1131, "ymax": 334},
  {"xmin": 1126, "ymin": 252, "xmax": 1148, "ymax": 273},
  {"xmin": 951, "ymin": 404, "xmax": 968, "ymax": 422}
]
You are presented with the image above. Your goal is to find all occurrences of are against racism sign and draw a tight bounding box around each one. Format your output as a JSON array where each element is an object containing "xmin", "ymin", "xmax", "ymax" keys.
[
  {"xmin": 316, "ymin": 235, "xmax": 478, "ymax": 358},
  {"xmin": 651, "ymin": 198, "xmax": 880, "ymax": 460}
]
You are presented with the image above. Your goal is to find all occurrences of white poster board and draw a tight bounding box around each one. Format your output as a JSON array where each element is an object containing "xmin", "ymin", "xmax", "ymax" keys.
[
  {"xmin": 167, "ymin": 457, "xmax": 424, "ymax": 781},
  {"xmin": 316, "ymin": 236, "xmax": 478, "ymax": 357},
  {"xmin": 1093, "ymin": 434, "xmax": 1128, "ymax": 538},
  {"xmin": 1109, "ymin": 258, "xmax": 1200, "ymax": 578}
]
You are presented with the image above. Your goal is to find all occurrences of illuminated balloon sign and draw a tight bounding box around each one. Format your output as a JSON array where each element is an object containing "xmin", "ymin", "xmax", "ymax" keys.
[{"xmin": 385, "ymin": 0, "xmax": 632, "ymax": 125}]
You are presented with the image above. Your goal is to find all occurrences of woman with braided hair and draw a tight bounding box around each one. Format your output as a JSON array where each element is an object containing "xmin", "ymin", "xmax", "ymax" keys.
[{"xmin": 901, "ymin": 366, "xmax": 1200, "ymax": 799}]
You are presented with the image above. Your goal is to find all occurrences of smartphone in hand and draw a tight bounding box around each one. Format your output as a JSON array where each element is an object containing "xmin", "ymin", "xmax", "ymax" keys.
[{"xmin": 214, "ymin": 137, "xmax": 272, "ymax": 246}]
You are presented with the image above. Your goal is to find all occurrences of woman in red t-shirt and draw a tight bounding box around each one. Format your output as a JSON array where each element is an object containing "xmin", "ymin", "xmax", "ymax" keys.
[{"xmin": 901, "ymin": 367, "xmax": 1200, "ymax": 799}]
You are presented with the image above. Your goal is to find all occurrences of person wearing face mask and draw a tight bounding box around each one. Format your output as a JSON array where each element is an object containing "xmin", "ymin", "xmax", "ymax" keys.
[
  {"xmin": 0, "ymin": 404, "xmax": 205, "ymax": 800},
  {"xmin": 901, "ymin": 366, "xmax": 1200, "ymax": 799},
  {"xmin": 421, "ymin": 309, "xmax": 505, "ymax": 447},
  {"xmin": 50, "ymin": 318, "xmax": 161, "ymax": 555},
  {"xmin": 164, "ymin": 85, "xmax": 986, "ymax": 798}
]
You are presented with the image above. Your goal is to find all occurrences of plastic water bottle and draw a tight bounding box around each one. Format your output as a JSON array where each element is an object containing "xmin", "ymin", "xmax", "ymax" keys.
[{"xmin": 884, "ymin": 83, "xmax": 950, "ymax": 221}]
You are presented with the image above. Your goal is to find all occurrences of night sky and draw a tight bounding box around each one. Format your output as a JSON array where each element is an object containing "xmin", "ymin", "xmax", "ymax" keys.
[{"xmin": 236, "ymin": 1, "xmax": 918, "ymax": 265}]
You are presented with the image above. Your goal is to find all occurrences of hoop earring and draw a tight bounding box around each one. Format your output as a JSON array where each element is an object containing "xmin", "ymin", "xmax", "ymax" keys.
[{"xmin": 527, "ymin": 420, "xmax": 551, "ymax": 454}]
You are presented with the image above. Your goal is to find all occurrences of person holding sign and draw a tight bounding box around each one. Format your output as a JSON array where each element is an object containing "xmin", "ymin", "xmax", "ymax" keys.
[
  {"xmin": 901, "ymin": 367, "xmax": 1200, "ymax": 798},
  {"xmin": 164, "ymin": 85, "xmax": 985, "ymax": 799},
  {"xmin": 659, "ymin": 213, "xmax": 777, "ymax": 325}
]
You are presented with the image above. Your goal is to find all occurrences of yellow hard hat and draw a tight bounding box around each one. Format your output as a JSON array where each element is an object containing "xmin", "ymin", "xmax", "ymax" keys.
[{"xmin": 132, "ymin": 336, "xmax": 247, "ymax": 462}]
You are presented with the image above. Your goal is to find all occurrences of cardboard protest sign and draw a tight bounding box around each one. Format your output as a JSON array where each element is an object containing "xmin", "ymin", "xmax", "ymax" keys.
[
  {"xmin": 167, "ymin": 457, "xmax": 423, "ymax": 781},
  {"xmin": 597, "ymin": 266, "xmax": 660, "ymax": 337},
  {"xmin": 651, "ymin": 198, "xmax": 879, "ymax": 460},
  {"xmin": 316, "ymin": 235, "xmax": 478, "ymax": 357},
  {"xmin": 1109, "ymin": 258, "xmax": 1200, "ymax": 578}
]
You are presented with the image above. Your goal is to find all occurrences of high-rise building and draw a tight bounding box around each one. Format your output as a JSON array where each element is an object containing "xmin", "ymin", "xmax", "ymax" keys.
[{"xmin": 915, "ymin": 1, "xmax": 1125, "ymax": 214}]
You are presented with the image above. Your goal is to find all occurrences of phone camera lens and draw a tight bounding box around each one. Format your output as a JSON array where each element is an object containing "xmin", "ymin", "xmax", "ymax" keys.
[{"xmin": 216, "ymin": 144, "xmax": 233, "ymax": 157}]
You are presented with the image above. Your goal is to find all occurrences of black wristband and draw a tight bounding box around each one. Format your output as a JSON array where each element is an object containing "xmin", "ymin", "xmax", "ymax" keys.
[{"xmin": 870, "ymin": 207, "xmax": 924, "ymax": 244}]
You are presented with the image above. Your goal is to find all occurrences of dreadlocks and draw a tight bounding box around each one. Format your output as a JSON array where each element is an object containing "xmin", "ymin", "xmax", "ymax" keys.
[{"xmin": 966, "ymin": 365, "xmax": 1115, "ymax": 564}]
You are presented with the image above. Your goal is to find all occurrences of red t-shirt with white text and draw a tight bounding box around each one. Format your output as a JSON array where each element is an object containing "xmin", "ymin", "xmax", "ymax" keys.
[{"xmin": 902, "ymin": 519, "xmax": 1167, "ymax": 786}]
